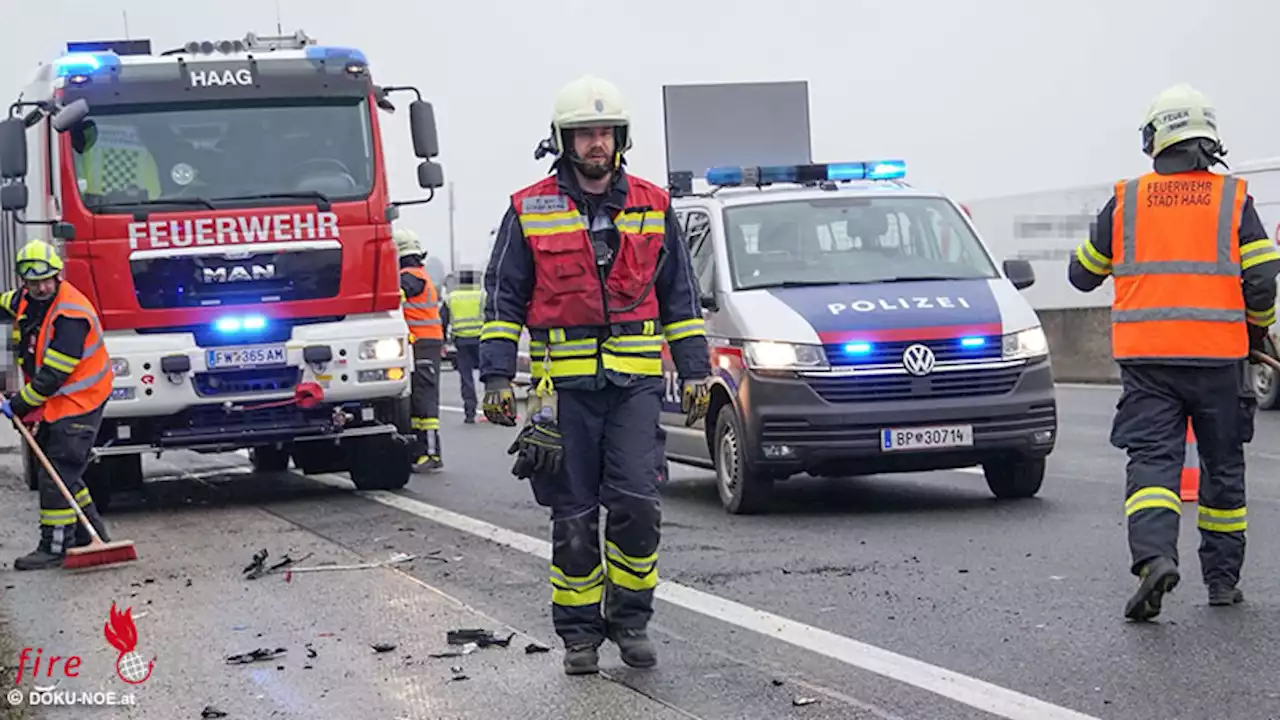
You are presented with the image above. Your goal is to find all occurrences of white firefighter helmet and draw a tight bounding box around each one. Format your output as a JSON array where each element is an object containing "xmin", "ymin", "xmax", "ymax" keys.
[
  {"xmin": 392, "ymin": 228, "xmax": 422, "ymax": 258},
  {"xmin": 1141, "ymin": 83, "xmax": 1221, "ymax": 157},
  {"xmin": 550, "ymin": 75, "xmax": 632, "ymax": 156}
]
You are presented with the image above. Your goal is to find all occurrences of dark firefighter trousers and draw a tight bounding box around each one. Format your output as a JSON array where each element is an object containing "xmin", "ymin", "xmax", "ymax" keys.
[
  {"xmin": 411, "ymin": 339, "xmax": 442, "ymax": 461},
  {"xmin": 35, "ymin": 404, "xmax": 109, "ymax": 554},
  {"xmin": 454, "ymin": 339, "xmax": 480, "ymax": 417},
  {"xmin": 528, "ymin": 378, "xmax": 664, "ymax": 648},
  {"xmin": 1111, "ymin": 361, "xmax": 1254, "ymax": 588}
]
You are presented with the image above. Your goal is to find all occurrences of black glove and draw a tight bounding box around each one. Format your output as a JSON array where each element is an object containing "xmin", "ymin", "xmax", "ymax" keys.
[
  {"xmin": 506, "ymin": 416, "xmax": 563, "ymax": 479},
  {"xmin": 1248, "ymin": 324, "xmax": 1268, "ymax": 360},
  {"xmin": 482, "ymin": 378, "xmax": 518, "ymax": 426}
]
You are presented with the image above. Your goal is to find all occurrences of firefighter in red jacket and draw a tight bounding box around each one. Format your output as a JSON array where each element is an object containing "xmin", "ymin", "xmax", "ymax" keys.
[{"xmin": 479, "ymin": 75, "xmax": 711, "ymax": 675}]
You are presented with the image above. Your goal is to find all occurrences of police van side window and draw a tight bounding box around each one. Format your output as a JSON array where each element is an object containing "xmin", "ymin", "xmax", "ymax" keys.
[{"xmin": 684, "ymin": 210, "xmax": 715, "ymax": 294}]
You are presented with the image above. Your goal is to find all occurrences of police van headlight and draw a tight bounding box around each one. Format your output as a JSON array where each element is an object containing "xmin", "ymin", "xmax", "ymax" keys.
[
  {"xmin": 1002, "ymin": 327, "xmax": 1049, "ymax": 361},
  {"xmin": 743, "ymin": 341, "xmax": 829, "ymax": 370},
  {"xmin": 359, "ymin": 338, "xmax": 404, "ymax": 361}
]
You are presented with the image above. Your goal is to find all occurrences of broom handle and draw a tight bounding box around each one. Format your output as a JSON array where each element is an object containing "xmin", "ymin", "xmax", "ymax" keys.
[
  {"xmin": 1251, "ymin": 349, "xmax": 1280, "ymax": 372},
  {"xmin": 10, "ymin": 417, "xmax": 103, "ymax": 544}
]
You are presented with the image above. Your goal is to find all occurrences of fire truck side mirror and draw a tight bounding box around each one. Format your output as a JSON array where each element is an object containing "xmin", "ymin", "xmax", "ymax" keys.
[
  {"xmin": 50, "ymin": 99, "xmax": 89, "ymax": 134},
  {"xmin": 409, "ymin": 100, "xmax": 440, "ymax": 159},
  {"xmin": 416, "ymin": 161, "xmax": 444, "ymax": 189},
  {"xmin": 0, "ymin": 118, "xmax": 27, "ymax": 180}
]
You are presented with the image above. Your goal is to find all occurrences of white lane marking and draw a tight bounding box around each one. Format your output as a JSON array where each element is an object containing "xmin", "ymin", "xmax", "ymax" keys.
[{"xmin": 294, "ymin": 480, "xmax": 1094, "ymax": 720}]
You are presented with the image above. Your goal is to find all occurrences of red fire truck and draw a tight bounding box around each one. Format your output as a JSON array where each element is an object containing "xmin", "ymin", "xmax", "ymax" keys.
[{"xmin": 0, "ymin": 30, "xmax": 444, "ymax": 507}]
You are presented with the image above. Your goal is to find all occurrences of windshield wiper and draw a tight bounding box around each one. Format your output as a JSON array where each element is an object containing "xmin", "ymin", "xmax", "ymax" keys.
[
  {"xmin": 876, "ymin": 274, "xmax": 969, "ymax": 283},
  {"xmin": 93, "ymin": 197, "xmax": 218, "ymax": 215},
  {"xmin": 214, "ymin": 191, "xmax": 332, "ymax": 211}
]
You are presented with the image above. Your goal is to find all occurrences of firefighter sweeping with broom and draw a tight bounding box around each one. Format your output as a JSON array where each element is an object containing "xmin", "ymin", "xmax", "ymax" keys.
[{"xmin": 0, "ymin": 239, "xmax": 135, "ymax": 571}]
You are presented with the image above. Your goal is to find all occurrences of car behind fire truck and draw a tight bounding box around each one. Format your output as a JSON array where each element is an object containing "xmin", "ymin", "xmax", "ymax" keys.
[{"xmin": 0, "ymin": 30, "xmax": 445, "ymax": 507}]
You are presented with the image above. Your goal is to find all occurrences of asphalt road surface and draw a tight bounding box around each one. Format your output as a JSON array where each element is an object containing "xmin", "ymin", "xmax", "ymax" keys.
[{"xmin": 4, "ymin": 372, "xmax": 1280, "ymax": 719}]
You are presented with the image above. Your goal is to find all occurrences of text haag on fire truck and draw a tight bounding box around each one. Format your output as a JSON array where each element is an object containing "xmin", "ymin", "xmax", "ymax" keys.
[{"xmin": 127, "ymin": 212, "xmax": 340, "ymax": 250}]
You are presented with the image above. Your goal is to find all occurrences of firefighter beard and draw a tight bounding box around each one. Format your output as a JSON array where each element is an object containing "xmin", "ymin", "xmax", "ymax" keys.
[
  {"xmin": 530, "ymin": 381, "xmax": 664, "ymax": 648},
  {"xmin": 410, "ymin": 338, "xmax": 443, "ymax": 465}
]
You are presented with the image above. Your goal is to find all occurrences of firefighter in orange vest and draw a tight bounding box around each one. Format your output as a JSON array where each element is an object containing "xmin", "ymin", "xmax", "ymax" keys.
[
  {"xmin": 394, "ymin": 228, "xmax": 445, "ymax": 471},
  {"xmin": 1069, "ymin": 84, "xmax": 1280, "ymax": 620},
  {"xmin": 0, "ymin": 240, "xmax": 114, "ymax": 570},
  {"xmin": 479, "ymin": 75, "xmax": 711, "ymax": 674}
]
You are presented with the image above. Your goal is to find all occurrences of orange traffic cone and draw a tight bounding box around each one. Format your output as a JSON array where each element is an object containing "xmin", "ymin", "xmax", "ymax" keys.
[{"xmin": 1180, "ymin": 419, "xmax": 1200, "ymax": 502}]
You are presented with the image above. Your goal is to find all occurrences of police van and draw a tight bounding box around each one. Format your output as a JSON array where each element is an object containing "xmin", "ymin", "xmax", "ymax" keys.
[{"xmin": 660, "ymin": 160, "xmax": 1058, "ymax": 514}]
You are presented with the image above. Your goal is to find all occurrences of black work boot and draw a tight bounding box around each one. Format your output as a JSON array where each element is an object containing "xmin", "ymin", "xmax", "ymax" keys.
[
  {"xmin": 463, "ymin": 415, "xmax": 476, "ymax": 424},
  {"xmin": 1208, "ymin": 585, "xmax": 1244, "ymax": 606},
  {"xmin": 1125, "ymin": 556, "xmax": 1180, "ymax": 621},
  {"xmin": 563, "ymin": 642, "xmax": 600, "ymax": 676},
  {"xmin": 13, "ymin": 544, "xmax": 63, "ymax": 571},
  {"xmin": 74, "ymin": 507, "xmax": 110, "ymax": 547},
  {"xmin": 609, "ymin": 627, "xmax": 657, "ymax": 669}
]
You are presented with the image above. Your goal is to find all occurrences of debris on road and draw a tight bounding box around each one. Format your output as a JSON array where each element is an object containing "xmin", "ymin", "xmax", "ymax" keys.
[
  {"xmin": 449, "ymin": 665, "xmax": 468, "ymax": 682},
  {"xmin": 793, "ymin": 696, "xmax": 819, "ymax": 706},
  {"xmin": 447, "ymin": 628, "xmax": 514, "ymax": 648},
  {"xmin": 201, "ymin": 706, "xmax": 229, "ymax": 718},
  {"xmin": 524, "ymin": 642, "xmax": 550, "ymax": 654},
  {"xmin": 371, "ymin": 643, "xmax": 397, "ymax": 653},
  {"xmin": 243, "ymin": 549, "xmax": 312, "ymax": 580},
  {"xmin": 427, "ymin": 642, "xmax": 477, "ymax": 659},
  {"xmin": 284, "ymin": 552, "xmax": 415, "ymax": 576},
  {"xmin": 225, "ymin": 648, "xmax": 287, "ymax": 665},
  {"xmin": 305, "ymin": 643, "xmax": 317, "ymax": 659}
]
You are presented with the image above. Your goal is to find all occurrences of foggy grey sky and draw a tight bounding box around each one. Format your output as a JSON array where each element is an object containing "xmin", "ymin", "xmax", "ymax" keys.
[{"xmin": 4, "ymin": 0, "xmax": 1277, "ymax": 270}]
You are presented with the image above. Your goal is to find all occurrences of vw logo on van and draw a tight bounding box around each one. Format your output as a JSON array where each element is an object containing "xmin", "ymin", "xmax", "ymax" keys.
[{"xmin": 902, "ymin": 344, "xmax": 936, "ymax": 376}]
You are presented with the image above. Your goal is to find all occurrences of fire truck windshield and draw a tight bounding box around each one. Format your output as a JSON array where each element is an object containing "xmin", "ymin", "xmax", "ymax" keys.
[{"xmin": 69, "ymin": 97, "xmax": 374, "ymax": 213}]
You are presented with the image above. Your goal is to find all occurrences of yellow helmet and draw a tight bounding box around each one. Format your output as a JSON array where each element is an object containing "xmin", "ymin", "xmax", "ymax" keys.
[
  {"xmin": 550, "ymin": 75, "xmax": 632, "ymax": 156},
  {"xmin": 1141, "ymin": 83, "xmax": 1221, "ymax": 157},
  {"xmin": 392, "ymin": 228, "xmax": 422, "ymax": 258},
  {"xmin": 15, "ymin": 239, "xmax": 63, "ymax": 281}
]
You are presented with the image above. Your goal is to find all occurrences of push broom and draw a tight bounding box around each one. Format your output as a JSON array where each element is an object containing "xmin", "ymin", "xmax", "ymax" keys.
[{"xmin": 10, "ymin": 416, "xmax": 138, "ymax": 569}]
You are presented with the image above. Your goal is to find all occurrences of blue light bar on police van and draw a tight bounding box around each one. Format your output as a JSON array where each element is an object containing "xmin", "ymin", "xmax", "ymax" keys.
[
  {"xmin": 705, "ymin": 160, "xmax": 906, "ymax": 187},
  {"xmin": 214, "ymin": 315, "xmax": 267, "ymax": 333},
  {"xmin": 52, "ymin": 51, "xmax": 122, "ymax": 78}
]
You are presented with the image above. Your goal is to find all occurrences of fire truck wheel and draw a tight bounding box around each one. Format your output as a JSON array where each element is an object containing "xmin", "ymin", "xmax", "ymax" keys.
[{"xmin": 347, "ymin": 435, "xmax": 411, "ymax": 491}]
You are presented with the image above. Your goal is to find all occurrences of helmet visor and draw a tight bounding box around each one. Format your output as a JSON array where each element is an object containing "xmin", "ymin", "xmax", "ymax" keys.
[{"xmin": 17, "ymin": 260, "xmax": 59, "ymax": 280}]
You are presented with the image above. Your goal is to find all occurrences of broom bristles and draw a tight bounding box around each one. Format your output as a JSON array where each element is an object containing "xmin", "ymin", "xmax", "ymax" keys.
[{"xmin": 63, "ymin": 540, "xmax": 138, "ymax": 569}]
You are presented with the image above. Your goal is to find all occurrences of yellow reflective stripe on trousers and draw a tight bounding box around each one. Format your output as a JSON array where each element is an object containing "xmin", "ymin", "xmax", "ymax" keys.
[
  {"xmin": 663, "ymin": 318, "xmax": 706, "ymax": 342},
  {"xmin": 549, "ymin": 564, "xmax": 605, "ymax": 607},
  {"xmin": 481, "ymin": 320, "xmax": 522, "ymax": 342},
  {"xmin": 411, "ymin": 417, "xmax": 439, "ymax": 431},
  {"xmin": 1198, "ymin": 505, "xmax": 1247, "ymax": 533},
  {"xmin": 614, "ymin": 210, "xmax": 666, "ymax": 234},
  {"xmin": 520, "ymin": 211, "xmax": 588, "ymax": 237},
  {"xmin": 604, "ymin": 541, "xmax": 658, "ymax": 592},
  {"xmin": 40, "ymin": 508, "xmax": 78, "ymax": 527},
  {"xmin": 1124, "ymin": 486, "xmax": 1182, "ymax": 516}
]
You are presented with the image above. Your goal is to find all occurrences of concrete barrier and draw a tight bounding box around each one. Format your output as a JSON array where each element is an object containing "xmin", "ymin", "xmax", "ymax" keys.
[{"xmin": 1037, "ymin": 307, "xmax": 1120, "ymax": 384}]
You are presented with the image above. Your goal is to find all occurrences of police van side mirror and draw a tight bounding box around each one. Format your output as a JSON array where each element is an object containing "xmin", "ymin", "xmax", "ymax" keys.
[
  {"xmin": 409, "ymin": 100, "xmax": 440, "ymax": 159},
  {"xmin": 1003, "ymin": 258, "xmax": 1035, "ymax": 290},
  {"xmin": 0, "ymin": 117, "xmax": 28, "ymax": 180},
  {"xmin": 50, "ymin": 99, "xmax": 89, "ymax": 134}
]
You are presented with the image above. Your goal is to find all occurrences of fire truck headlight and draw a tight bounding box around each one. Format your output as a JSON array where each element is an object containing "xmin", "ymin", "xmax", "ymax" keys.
[
  {"xmin": 111, "ymin": 358, "xmax": 130, "ymax": 377},
  {"xmin": 359, "ymin": 338, "xmax": 404, "ymax": 361}
]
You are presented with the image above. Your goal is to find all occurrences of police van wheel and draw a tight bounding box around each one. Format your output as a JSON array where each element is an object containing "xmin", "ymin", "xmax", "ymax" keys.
[
  {"xmin": 714, "ymin": 405, "xmax": 772, "ymax": 514},
  {"xmin": 982, "ymin": 455, "xmax": 1045, "ymax": 499},
  {"xmin": 347, "ymin": 435, "xmax": 411, "ymax": 491},
  {"xmin": 250, "ymin": 445, "xmax": 292, "ymax": 473},
  {"xmin": 1253, "ymin": 336, "xmax": 1279, "ymax": 410}
]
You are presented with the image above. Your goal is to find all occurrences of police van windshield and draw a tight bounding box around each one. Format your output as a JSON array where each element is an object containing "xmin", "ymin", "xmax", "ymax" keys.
[
  {"xmin": 69, "ymin": 97, "xmax": 374, "ymax": 212},
  {"xmin": 722, "ymin": 196, "xmax": 999, "ymax": 290}
]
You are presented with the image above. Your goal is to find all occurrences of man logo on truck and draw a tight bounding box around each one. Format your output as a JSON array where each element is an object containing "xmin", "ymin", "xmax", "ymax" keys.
[{"xmin": 200, "ymin": 263, "xmax": 276, "ymax": 283}]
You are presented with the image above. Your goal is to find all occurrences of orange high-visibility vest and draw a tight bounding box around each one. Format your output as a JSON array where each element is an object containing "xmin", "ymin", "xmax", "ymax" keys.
[
  {"xmin": 401, "ymin": 266, "xmax": 443, "ymax": 342},
  {"xmin": 1111, "ymin": 171, "xmax": 1248, "ymax": 361},
  {"xmin": 15, "ymin": 282, "xmax": 113, "ymax": 422}
]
